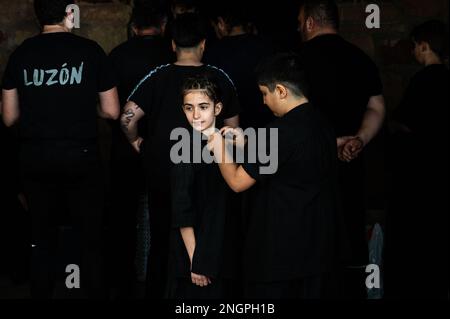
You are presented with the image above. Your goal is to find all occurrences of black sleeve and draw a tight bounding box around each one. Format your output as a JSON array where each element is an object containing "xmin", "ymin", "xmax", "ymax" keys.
[
  {"xmin": 242, "ymin": 124, "xmax": 295, "ymax": 182},
  {"xmin": 126, "ymin": 73, "xmax": 154, "ymax": 115},
  {"xmin": 2, "ymin": 51, "xmax": 18, "ymax": 90},
  {"xmin": 95, "ymin": 44, "xmax": 117, "ymax": 92},
  {"xmin": 171, "ymin": 163, "xmax": 196, "ymax": 228},
  {"xmin": 365, "ymin": 58, "xmax": 383, "ymax": 97}
]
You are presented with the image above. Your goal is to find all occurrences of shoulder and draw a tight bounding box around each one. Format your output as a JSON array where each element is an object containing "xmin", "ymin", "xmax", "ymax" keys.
[{"xmin": 204, "ymin": 64, "xmax": 236, "ymax": 88}]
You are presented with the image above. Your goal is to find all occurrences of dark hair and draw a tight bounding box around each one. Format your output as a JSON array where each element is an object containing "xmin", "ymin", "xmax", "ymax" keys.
[
  {"xmin": 411, "ymin": 20, "xmax": 448, "ymax": 59},
  {"xmin": 256, "ymin": 52, "xmax": 309, "ymax": 98},
  {"xmin": 172, "ymin": 13, "xmax": 207, "ymax": 48},
  {"xmin": 34, "ymin": 0, "xmax": 72, "ymax": 26},
  {"xmin": 301, "ymin": 0, "xmax": 339, "ymax": 31},
  {"xmin": 211, "ymin": 1, "xmax": 252, "ymax": 30},
  {"xmin": 172, "ymin": 0, "xmax": 198, "ymax": 15},
  {"xmin": 182, "ymin": 75, "xmax": 222, "ymax": 104},
  {"xmin": 130, "ymin": 3, "xmax": 167, "ymax": 30}
]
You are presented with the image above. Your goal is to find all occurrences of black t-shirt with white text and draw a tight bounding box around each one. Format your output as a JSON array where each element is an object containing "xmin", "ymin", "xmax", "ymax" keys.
[{"xmin": 2, "ymin": 32, "xmax": 116, "ymax": 141}]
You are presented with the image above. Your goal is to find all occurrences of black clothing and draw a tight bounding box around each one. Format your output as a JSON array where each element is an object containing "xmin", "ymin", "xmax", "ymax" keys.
[
  {"xmin": 204, "ymin": 34, "xmax": 276, "ymax": 129},
  {"xmin": 2, "ymin": 32, "xmax": 115, "ymax": 298},
  {"xmin": 241, "ymin": 103, "xmax": 340, "ymax": 283},
  {"xmin": 128, "ymin": 63, "xmax": 240, "ymax": 189},
  {"xmin": 107, "ymin": 35, "xmax": 173, "ymax": 298},
  {"xmin": 2, "ymin": 32, "xmax": 116, "ymax": 141},
  {"xmin": 298, "ymin": 34, "xmax": 383, "ymax": 267},
  {"xmin": 385, "ymin": 64, "xmax": 449, "ymax": 299}
]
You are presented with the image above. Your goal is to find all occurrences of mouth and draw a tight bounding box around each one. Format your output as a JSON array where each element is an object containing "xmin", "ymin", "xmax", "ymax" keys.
[{"xmin": 192, "ymin": 120, "xmax": 204, "ymax": 130}]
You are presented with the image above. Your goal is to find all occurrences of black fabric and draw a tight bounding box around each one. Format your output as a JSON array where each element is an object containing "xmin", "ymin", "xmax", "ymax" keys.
[
  {"xmin": 170, "ymin": 138, "xmax": 236, "ymax": 280},
  {"xmin": 385, "ymin": 64, "xmax": 449, "ymax": 299},
  {"xmin": 298, "ymin": 34, "xmax": 383, "ymax": 266},
  {"xmin": 203, "ymin": 34, "xmax": 276, "ymax": 129},
  {"xmin": 127, "ymin": 63, "xmax": 240, "ymax": 189},
  {"xmin": 2, "ymin": 32, "xmax": 116, "ymax": 141},
  {"xmin": 241, "ymin": 103, "xmax": 341, "ymax": 282},
  {"xmin": 20, "ymin": 142, "xmax": 105, "ymax": 299},
  {"xmin": 107, "ymin": 35, "xmax": 173, "ymax": 297}
]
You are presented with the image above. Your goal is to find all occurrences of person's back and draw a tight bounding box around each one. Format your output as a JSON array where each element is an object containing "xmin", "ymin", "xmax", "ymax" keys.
[
  {"xmin": 1, "ymin": 0, "xmax": 118, "ymax": 299},
  {"xmin": 4, "ymin": 32, "xmax": 115, "ymax": 141},
  {"xmin": 299, "ymin": 34, "xmax": 382, "ymax": 136},
  {"xmin": 204, "ymin": 3, "xmax": 276, "ymax": 129}
]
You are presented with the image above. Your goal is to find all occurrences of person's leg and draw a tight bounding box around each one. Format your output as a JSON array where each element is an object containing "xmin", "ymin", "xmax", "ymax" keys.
[
  {"xmin": 66, "ymin": 144, "xmax": 106, "ymax": 299},
  {"xmin": 145, "ymin": 188, "xmax": 172, "ymax": 298}
]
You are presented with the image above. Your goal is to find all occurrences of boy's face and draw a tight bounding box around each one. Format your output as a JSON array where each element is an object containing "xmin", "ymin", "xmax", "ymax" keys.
[
  {"xmin": 183, "ymin": 90, "xmax": 222, "ymax": 132},
  {"xmin": 413, "ymin": 41, "xmax": 426, "ymax": 65},
  {"xmin": 259, "ymin": 85, "xmax": 281, "ymax": 117}
]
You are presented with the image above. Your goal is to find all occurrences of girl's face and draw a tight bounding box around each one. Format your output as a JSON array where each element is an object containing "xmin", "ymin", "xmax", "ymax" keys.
[{"xmin": 182, "ymin": 90, "xmax": 222, "ymax": 133}]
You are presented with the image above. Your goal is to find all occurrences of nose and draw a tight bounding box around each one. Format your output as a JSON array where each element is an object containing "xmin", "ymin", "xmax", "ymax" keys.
[{"xmin": 193, "ymin": 107, "xmax": 200, "ymax": 119}]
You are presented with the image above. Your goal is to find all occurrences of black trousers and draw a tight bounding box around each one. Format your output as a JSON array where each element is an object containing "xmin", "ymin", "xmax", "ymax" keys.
[
  {"xmin": 244, "ymin": 274, "xmax": 328, "ymax": 299},
  {"xmin": 145, "ymin": 188, "xmax": 172, "ymax": 298},
  {"xmin": 20, "ymin": 141, "xmax": 105, "ymax": 299}
]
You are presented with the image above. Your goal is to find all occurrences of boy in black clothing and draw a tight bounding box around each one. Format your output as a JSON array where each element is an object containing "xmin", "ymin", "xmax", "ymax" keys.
[
  {"xmin": 170, "ymin": 76, "xmax": 237, "ymax": 298},
  {"xmin": 208, "ymin": 53, "xmax": 341, "ymax": 298},
  {"xmin": 386, "ymin": 20, "xmax": 449, "ymax": 299}
]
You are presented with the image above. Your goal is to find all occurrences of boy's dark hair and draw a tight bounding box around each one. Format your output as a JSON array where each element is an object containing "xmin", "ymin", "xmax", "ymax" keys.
[
  {"xmin": 301, "ymin": 0, "xmax": 340, "ymax": 31},
  {"xmin": 210, "ymin": 1, "xmax": 252, "ymax": 30},
  {"xmin": 34, "ymin": 0, "xmax": 72, "ymax": 26},
  {"xmin": 182, "ymin": 75, "xmax": 222, "ymax": 104},
  {"xmin": 172, "ymin": 12, "xmax": 207, "ymax": 48},
  {"xmin": 256, "ymin": 53, "xmax": 309, "ymax": 98},
  {"xmin": 411, "ymin": 20, "xmax": 448, "ymax": 59},
  {"xmin": 130, "ymin": 3, "xmax": 167, "ymax": 30}
]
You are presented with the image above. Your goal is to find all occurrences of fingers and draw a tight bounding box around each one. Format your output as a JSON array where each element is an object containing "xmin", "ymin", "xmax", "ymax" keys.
[
  {"xmin": 191, "ymin": 273, "xmax": 210, "ymax": 287},
  {"xmin": 338, "ymin": 137, "xmax": 363, "ymax": 162}
]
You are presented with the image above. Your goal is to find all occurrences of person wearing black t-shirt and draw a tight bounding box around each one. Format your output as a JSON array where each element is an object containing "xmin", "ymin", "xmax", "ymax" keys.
[
  {"xmin": 208, "ymin": 53, "xmax": 341, "ymax": 298},
  {"xmin": 385, "ymin": 20, "xmax": 449, "ymax": 299},
  {"xmin": 120, "ymin": 13, "xmax": 240, "ymax": 298},
  {"xmin": 169, "ymin": 76, "xmax": 238, "ymax": 298},
  {"xmin": 108, "ymin": 4, "xmax": 174, "ymax": 299},
  {"xmin": 1, "ymin": 0, "xmax": 119, "ymax": 298},
  {"xmin": 297, "ymin": 0, "xmax": 386, "ymax": 298},
  {"xmin": 204, "ymin": 1, "xmax": 276, "ymax": 129}
]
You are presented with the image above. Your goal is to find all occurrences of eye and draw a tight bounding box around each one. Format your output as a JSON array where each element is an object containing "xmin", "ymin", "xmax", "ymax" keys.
[
  {"xmin": 200, "ymin": 105, "xmax": 209, "ymax": 110},
  {"xmin": 184, "ymin": 105, "xmax": 192, "ymax": 111}
]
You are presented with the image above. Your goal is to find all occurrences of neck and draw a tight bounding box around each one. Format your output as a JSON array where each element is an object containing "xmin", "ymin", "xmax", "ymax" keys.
[
  {"xmin": 308, "ymin": 27, "xmax": 337, "ymax": 41},
  {"xmin": 201, "ymin": 123, "xmax": 216, "ymax": 138},
  {"xmin": 281, "ymin": 97, "xmax": 309, "ymax": 116},
  {"xmin": 42, "ymin": 24, "xmax": 70, "ymax": 34},
  {"xmin": 175, "ymin": 50, "xmax": 203, "ymax": 66},
  {"xmin": 228, "ymin": 26, "xmax": 247, "ymax": 37},
  {"xmin": 135, "ymin": 27, "xmax": 161, "ymax": 37},
  {"xmin": 424, "ymin": 53, "xmax": 442, "ymax": 66}
]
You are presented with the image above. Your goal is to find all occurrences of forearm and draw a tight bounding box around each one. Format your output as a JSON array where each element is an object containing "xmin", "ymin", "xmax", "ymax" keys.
[
  {"xmin": 214, "ymin": 139, "xmax": 245, "ymax": 192},
  {"xmin": 180, "ymin": 227, "xmax": 196, "ymax": 263},
  {"xmin": 357, "ymin": 95, "xmax": 385, "ymax": 145},
  {"xmin": 120, "ymin": 102, "xmax": 142, "ymax": 143}
]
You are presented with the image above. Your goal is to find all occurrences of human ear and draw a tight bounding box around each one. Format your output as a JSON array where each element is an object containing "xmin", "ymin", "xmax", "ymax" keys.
[
  {"xmin": 171, "ymin": 40, "xmax": 177, "ymax": 52},
  {"xmin": 306, "ymin": 16, "xmax": 314, "ymax": 32},
  {"xmin": 214, "ymin": 102, "xmax": 223, "ymax": 116},
  {"xmin": 276, "ymin": 84, "xmax": 288, "ymax": 99}
]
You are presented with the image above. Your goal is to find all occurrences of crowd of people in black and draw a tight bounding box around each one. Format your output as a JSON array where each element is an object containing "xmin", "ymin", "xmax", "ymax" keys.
[{"xmin": 0, "ymin": 0, "xmax": 448, "ymax": 299}]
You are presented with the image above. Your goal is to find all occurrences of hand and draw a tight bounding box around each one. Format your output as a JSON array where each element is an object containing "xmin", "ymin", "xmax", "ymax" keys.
[
  {"xmin": 191, "ymin": 272, "xmax": 211, "ymax": 287},
  {"xmin": 220, "ymin": 126, "xmax": 246, "ymax": 148},
  {"xmin": 131, "ymin": 136, "xmax": 143, "ymax": 153},
  {"xmin": 337, "ymin": 136, "xmax": 364, "ymax": 162},
  {"xmin": 206, "ymin": 131, "xmax": 223, "ymax": 153}
]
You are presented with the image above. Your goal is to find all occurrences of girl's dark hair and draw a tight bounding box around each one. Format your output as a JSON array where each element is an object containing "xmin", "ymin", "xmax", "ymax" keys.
[{"xmin": 181, "ymin": 75, "xmax": 222, "ymax": 104}]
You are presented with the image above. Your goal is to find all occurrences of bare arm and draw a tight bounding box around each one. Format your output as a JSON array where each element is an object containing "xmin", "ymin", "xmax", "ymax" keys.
[
  {"xmin": 1, "ymin": 89, "xmax": 19, "ymax": 127},
  {"xmin": 340, "ymin": 95, "xmax": 386, "ymax": 162},
  {"xmin": 208, "ymin": 132, "xmax": 256, "ymax": 193},
  {"xmin": 120, "ymin": 101, "xmax": 145, "ymax": 152},
  {"xmin": 356, "ymin": 94, "xmax": 386, "ymax": 146},
  {"xmin": 223, "ymin": 115, "xmax": 239, "ymax": 128},
  {"xmin": 180, "ymin": 227, "xmax": 196, "ymax": 264},
  {"xmin": 98, "ymin": 87, "xmax": 120, "ymax": 120}
]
